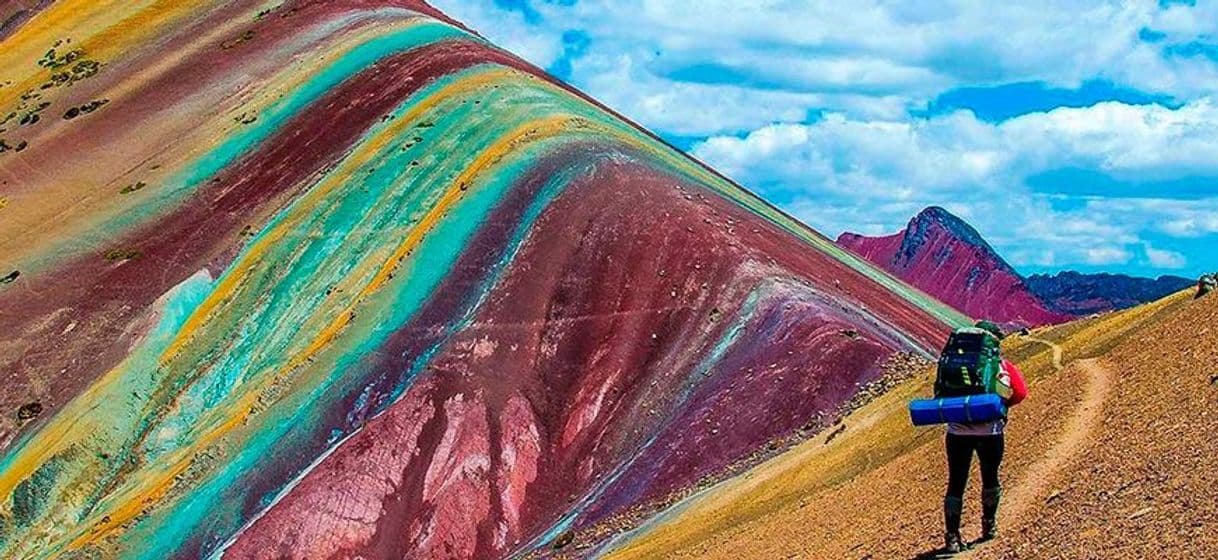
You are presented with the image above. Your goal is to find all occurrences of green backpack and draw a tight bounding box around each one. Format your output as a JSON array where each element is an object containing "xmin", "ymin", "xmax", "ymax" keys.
[{"xmin": 934, "ymin": 327, "xmax": 1003, "ymax": 398}]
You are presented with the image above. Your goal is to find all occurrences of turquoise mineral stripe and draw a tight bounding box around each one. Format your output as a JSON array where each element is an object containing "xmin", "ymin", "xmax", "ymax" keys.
[
  {"xmin": 22, "ymin": 19, "xmax": 476, "ymax": 275},
  {"xmin": 0, "ymin": 272, "xmax": 216, "ymax": 558},
  {"xmin": 133, "ymin": 65, "xmax": 532, "ymax": 427},
  {"xmin": 108, "ymin": 74, "xmax": 609, "ymax": 555},
  {"xmin": 167, "ymin": 21, "xmax": 472, "ymax": 198},
  {"xmin": 0, "ymin": 63, "xmax": 512, "ymax": 558},
  {"xmin": 466, "ymin": 80, "xmax": 969, "ymax": 329},
  {"xmin": 138, "ymin": 66, "xmax": 575, "ymax": 456},
  {"xmin": 117, "ymin": 133, "xmax": 604, "ymax": 560},
  {"xmin": 0, "ymin": 270, "xmax": 214, "ymax": 474}
]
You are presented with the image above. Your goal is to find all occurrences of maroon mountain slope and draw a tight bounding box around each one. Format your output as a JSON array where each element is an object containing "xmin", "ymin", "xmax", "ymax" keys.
[{"xmin": 837, "ymin": 207, "xmax": 1071, "ymax": 327}]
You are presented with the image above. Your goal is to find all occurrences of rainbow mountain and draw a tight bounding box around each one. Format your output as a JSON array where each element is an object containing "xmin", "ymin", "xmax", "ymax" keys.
[{"xmin": 0, "ymin": 1, "xmax": 965, "ymax": 558}]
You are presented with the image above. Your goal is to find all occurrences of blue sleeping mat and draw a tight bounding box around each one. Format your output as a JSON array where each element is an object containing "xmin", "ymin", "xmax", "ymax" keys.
[{"xmin": 909, "ymin": 394, "xmax": 1006, "ymax": 426}]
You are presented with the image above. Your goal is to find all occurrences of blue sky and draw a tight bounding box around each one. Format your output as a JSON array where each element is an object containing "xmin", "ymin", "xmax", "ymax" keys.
[{"xmin": 433, "ymin": 0, "xmax": 1218, "ymax": 278}]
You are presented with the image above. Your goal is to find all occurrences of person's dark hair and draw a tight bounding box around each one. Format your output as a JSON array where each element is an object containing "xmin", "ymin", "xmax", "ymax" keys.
[{"xmin": 974, "ymin": 320, "xmax": 1005, "ymax": 340}]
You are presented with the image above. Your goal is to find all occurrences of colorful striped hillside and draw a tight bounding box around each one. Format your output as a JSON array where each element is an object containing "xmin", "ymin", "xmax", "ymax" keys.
[{"xmin": 0, "ymin": 1, "xmax": 966, "ymax": 558}]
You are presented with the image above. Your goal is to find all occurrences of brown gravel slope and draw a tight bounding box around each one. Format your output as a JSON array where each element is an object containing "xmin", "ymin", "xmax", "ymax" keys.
[
  {"xmin": 992, "ymin": 292, "xmax": 1218, "ymax": 559},
  {"xmin": 604, "ymin": 290, "xmax": 1217, "ymax": 559}
]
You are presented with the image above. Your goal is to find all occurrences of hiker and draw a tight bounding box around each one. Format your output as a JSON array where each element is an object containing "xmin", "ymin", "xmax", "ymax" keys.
[
  {"xmin": 1198, "ymin": 274, "xmax": 1217, "ymax": 298},
  {"xmin": 940, "ymin": 320, "xmax": 1027, "ymax": 553}
]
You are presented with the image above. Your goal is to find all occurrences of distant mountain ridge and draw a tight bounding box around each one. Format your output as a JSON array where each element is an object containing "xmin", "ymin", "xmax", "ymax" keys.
[
  {"xmin": 838, "ymin": 207, "xmax": 1069, "ymax": 327},
  {"xmin": 1025, "ymin": 271, "xmax": 1193, "ymax": 316},
  {"xmin": 838, "ymin": 206, "xmax": 1191, "ymax": 327}
]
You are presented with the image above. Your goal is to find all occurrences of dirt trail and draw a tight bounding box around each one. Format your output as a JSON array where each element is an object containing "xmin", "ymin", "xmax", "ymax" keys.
[
  {"xmin": 958, "ymin": 356, "xmax": 1112, "ymax": 558},
  {"xmin": 1023, "ymin": 335, "xmax": 1063, "ymax": 370},
  {"xmin": 1000, "ymin": 359, "xmax": 1109, "ymax": 522},
  {"xmin": 603, "ymin": 292, "xmax": 1216, "ymax": 560}
]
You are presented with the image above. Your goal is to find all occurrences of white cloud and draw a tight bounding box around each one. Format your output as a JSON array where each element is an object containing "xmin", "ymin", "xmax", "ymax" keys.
[
  {"xmin": 692, "ymin": 100, "xmax": 1218, "ymax": 210},
  {"xmin": 429, "ymin": 0, "xmax": 565, "ymax": 67},
  {"xmin": 570, "ymin": 53, "xmax": 822, "ymax": 136},
  {"xmin": 1084, "ymin": 246, "xmax": 1134, "ymax": 265},
  {"xmin": 428, "ymin": 0, "xmax": 1218, "ymax": 273},
  {"xmin": 999, "ymin": 101, "xmax": 1218, "ymax": 178},
  {"xmin": 433, "ymin": 1, "xmax": 1218, "ymax": 135},
  {"xmin": 693, "ymin": 100, "xmax": 1218, "ymax": 197},
  {"xmin": 690, "ymin": 100, "xmax": 1218, "ymax": 272},
  {"xmin": 1086, "ymin": 197, "xmax": 1218, "ymax": 238},
  {"xmin": 1143, "ymin": 243, "xmax": 1188, "ymax": 269}
]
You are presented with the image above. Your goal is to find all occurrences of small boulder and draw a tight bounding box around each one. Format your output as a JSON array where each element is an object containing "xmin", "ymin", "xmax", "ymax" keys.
[
  {"xmin": 17, "ymin": 402, "xmax": 42, "ymax": 421},
  {"xmin": 551, "ymin": 530, "xmax": 575, "ymax": 550}
]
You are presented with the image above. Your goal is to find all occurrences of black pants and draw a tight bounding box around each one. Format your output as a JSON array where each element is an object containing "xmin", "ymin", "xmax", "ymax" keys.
[{"xmin": 945, "ymin": 433, "xmax": 1004, "ymax": 498}]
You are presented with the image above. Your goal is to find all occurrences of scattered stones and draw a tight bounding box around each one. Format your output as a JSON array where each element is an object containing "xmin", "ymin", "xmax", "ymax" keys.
[
  {"xmin": 18, "ymin": 101, "xmax": 51, "ymax": 126},
  {"xmin": 120, "ymin": 181, "xmax": 146, "ymax": 194},
  {"xmin": 824, "ymin": 423, "xmax": 847, "ymax": 445},
  {"xmin": 36, "ymin": 47, "xmax": 102, "ymax": 90},
  {"xmin": 551, "ymin": 530, "xmax": 574, "ymax": 550},
  {"xmin": 63, "ymin": 99, "xmax": 109, "ymax": 120},
  {"xmin": 38, "ymin": 46, "xmax": 83, "ymax": 69},
  {"xmin": 1128, "ymin": 506, "xmax": 1155, "ymax": 520},
  {"xmin": 841, "ymin": 352, "xmax": 931, "ymax": 413},
  {"xmin": 17, "ymin": 402, "xmax": 42, "ymax": 421},
  {"xmin": 104, "ymin": 248, "xmax": 142, "ymax": 261},
  {"xmin": 221, "ymin": 29, "xmax": 257, "ymax": 50}
]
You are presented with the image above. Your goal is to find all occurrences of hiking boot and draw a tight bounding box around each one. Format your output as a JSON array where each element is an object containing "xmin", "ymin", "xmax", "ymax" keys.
[
  {"xmin": 944, "ymin": 532, "xmax": 966, "ymax": 553},
  {"xmin": 980, "ymin": 517, "xmax": 998, "ymax": 542},
  {"xmin": 980, "ymin": 486, "xmax": 1002, "ymax": 542},
  {"xmin": 944, "ymin": 496, "xmax": 965, "ymax": 552}
]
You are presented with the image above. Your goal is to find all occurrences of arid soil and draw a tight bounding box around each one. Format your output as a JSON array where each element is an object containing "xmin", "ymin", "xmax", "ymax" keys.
[{"xmin": 604, "ymin": 289, "xmax": 1217, "ymax": 559}]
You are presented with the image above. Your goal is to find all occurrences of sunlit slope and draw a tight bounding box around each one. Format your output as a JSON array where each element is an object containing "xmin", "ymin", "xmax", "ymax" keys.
[
  {"xmin": 605, "ymin": 289, "xmax": 1216, "ymax": 559},
  {"xmin": 0, "ymin": 1, "xmax": 966, "ymax": 558}
]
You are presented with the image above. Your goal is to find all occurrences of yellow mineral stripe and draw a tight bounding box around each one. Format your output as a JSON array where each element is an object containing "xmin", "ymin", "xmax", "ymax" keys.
[
  {"xmin": 64, "ymin": 384, "xmax": 267, "ymax": 550},
  {"xmin": 157, "ymin": 66, "xmax": 519, "ymax": 364},
  {"xmin": 0, "ymin": 0, "xmax": 222, "ymax": 108},
  {"xmin": 63, "ymin": 113, "xmax": 589, "ymax": 550}
]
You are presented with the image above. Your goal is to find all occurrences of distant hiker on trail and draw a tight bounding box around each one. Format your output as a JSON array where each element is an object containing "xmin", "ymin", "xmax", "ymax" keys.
[
  {"xmin": 1198, "ymin": 274, "xmax": 1217, "ymax": 298},
  {"xmin": 907, "ymin": 320, "xmax": 1027, "ymax": 554}
]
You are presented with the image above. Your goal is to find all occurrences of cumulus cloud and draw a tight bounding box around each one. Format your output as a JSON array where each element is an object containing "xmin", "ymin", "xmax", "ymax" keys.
[
  {"xmin": 1143, "ymin": 243, "xmax": 1188, "ymax": 269},
  {"xmin": 430, "ymin": 0, "xmax": 1218, "ymax": 273},
  {"xmin": 429, "ymin": 0, "xmax": 566, "ymax": 67},
  {"xmin": 570, "ymin": 53, "xmax": 824, "ymax": 136},
  {"xmin": 694, "ymin": 100, "xmax": 1218, "ymax": 196},
  {"xmin": 435, "ymin": 0, "xmax": 1218, "ymax": 134},
  {"xmin": 690, "ymin": 100, "xmax": 1218, "ymax": 272},
  {"xmin": 1083, "ymin": 246, "xmax": 1134, "ymax": 265}
]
